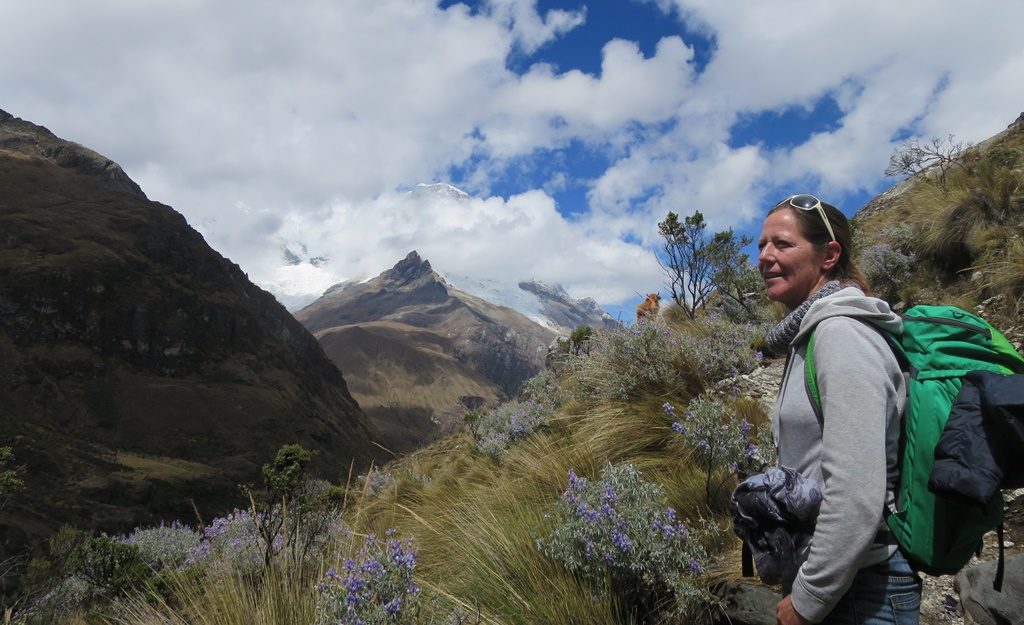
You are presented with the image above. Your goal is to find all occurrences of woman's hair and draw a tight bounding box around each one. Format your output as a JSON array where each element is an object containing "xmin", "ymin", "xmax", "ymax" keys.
[{"xmin": 768, "ymin": 198, "xmax": 871, "ymax": 293}]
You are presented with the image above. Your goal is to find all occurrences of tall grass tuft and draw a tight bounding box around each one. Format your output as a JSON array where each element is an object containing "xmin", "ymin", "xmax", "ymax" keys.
[
  {"xmin": 905, "ymin": 160, "xmax": 1023, "ymax": 275},
  {"xmin": 972, "ymin": 235, "xmax": 1024, "ymax": 315},
  {"xmin": 115, "ymin": 565, "xmax": 319, "ymax": 625}
]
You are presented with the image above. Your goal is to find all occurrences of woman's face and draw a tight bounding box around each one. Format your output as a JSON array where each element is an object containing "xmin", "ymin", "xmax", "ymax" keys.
[{"xmin": 757, "ymin": 209, "xmax": 834, "ymax": 310}]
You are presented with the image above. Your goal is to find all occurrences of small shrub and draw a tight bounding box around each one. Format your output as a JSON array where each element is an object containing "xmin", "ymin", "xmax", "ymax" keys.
[
  {"xmin": 287, "ymin": 482, "xmax": 351, "ymax": 567},
  {"xmin": 186, "ymin": 509, "xmax": 265, "ymax": 578},
  {"xmin": 69, "ymin": 536, "xmax": 151, "ymax": 597},
  {"xmin": 0, "ymin": 446, "xmax": 24, "ymax": 513},
  {"xmin": 878, "ymin": 223, "xmax": 916, "ymax": 251},
  {"xmin": 538, "ymin": 463, "xmax": 717, "ymax": 616},
  {"xmin": 666, "ymin": 395, "xmax": 775, "ymax": 503},
  {"xmin": 13, "ymin": 575, "xmax": 98, "ymax": 624},
  {"xmin": 571, "ymin": 319, "xmax": 690, "ymax": 401},
  {"xmin": 121, "ymin": 521, "xmax": 201, "ymax": 571},
  {"xmin": 359, "ymin": 470, "xmax": 397, "ymax": 497},
  {"xmin": 518, "ymin": 368, "xmax": 561, "ymax": 409},
  {"xmin": 569, "ymin": 325, "xmax": 594, "ymax": 356},
  {"xmin": 315, "ymin": 530, "xmax": 421, "ymax": 625},
  {"xmin": 860, "ymin": 243, "xmax": 917, "ymax": 303},
  {"xmin": 475, "ymin": 400, "xmax": 549, "ymax": 461},
  {"xmin": 678, "ymin": 315, "xmax": 766, "ymax": 386},
  {"xmin": 462, "ymin": 410, "xmax": 483, "ymax": 437}
]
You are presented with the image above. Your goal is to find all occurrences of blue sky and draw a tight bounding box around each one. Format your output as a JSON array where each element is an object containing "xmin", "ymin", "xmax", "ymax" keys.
[{"xmin": 2, "ymin": 0, "xmax": 1023, "ymax": 315}]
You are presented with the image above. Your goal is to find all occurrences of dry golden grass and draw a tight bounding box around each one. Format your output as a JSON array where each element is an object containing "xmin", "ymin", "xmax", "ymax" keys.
[
  {"xmin": 115, "ymin": 567, "xmax": 320, "ymax": 625},
  {"xmin": 855, "ymin": 140, "xmax": 1024, "ymax": 317},
  {"xmin": 971, "ymin": 235, "xmax": 1024, "ymax": 316}
]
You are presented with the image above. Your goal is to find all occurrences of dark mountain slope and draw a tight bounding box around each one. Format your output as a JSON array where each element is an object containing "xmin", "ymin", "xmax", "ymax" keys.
[{"xmin": 0, "ymin": 110, "xmax": 384, "ymax": 556}]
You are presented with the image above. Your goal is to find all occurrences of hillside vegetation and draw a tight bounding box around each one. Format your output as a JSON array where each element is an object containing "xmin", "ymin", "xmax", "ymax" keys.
[
  {"xmin": 8, "ymin": 308, "xmax": 776, "ymax": 625},
  {"xmin": 7, "ymin": 116, "xmax": 1023, "ymax": 624},
  {"xmin": 855, "ymin": 115, "xmax": 1024, "ymax": 332}
]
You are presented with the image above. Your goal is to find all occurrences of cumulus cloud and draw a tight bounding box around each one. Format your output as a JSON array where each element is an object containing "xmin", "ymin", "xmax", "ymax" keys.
[
  {"xmin": 3, "ymin": 0, "xmax": 1023, "ymax": 311},
  {"xmin": 263, "ymin": 185, "xmax": 662, "ymax": 307},
  {"xmin": 603, "ymin": 0, "xmax": 1024, "ymax": 224},
  {"xmin": 484, "ymin": 0, "xmax": 587, "ymax": 54}
]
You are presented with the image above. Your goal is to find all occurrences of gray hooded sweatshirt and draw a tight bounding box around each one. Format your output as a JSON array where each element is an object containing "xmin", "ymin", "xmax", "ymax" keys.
[{"xmin": 772, "ymin": 287, "xmax": 907, "ymax": 623}]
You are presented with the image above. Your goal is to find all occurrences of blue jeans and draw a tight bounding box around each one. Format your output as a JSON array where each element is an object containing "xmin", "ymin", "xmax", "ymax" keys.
[{"xmin": 823, "ymin": 549, "xmax": 922, "ymax": 625}]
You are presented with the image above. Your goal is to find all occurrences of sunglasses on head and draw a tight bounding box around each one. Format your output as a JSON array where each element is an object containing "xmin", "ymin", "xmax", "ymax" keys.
[{"xmin": 779, "ymin": 194, "xmax": 836, "ymax": 242}]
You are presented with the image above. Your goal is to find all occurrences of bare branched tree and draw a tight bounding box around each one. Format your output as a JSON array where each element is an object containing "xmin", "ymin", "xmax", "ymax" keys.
[
  {"xmin": 658, "ymin": 211, "xmax": 715, "ymax": 319},
  {"xmin": 885, "ymin": 134, "xmax": 973, "ymax": 191}
]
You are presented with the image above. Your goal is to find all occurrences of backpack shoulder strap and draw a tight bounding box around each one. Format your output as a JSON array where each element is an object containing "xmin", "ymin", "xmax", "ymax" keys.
[
  {"xmin": 804, "ymin": 330, "xmax": 823, "ymax": 420},
  {"xmin": 804, "ymin": 321, "xmax": 909, "ymax": 418}
]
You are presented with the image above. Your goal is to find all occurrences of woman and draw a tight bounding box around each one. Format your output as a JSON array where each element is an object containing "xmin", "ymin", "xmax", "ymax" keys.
[{"xmin": 758, "ymin": 194, "xmax": 921, "ymax": 625}]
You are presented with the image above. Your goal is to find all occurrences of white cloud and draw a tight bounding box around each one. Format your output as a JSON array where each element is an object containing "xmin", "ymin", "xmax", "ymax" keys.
[
  {"xmin": 262, "ymin": 185, "xmax": 662, "ymax": 306},
  {"xmin": 623, "ymin": 0, "xmax": 1024, "ymax": 211},
  {"xmin": 484, "ymin": 0, "xmax": 587, "ymax": 54},
  {"xmin": 3, "ymin": 0, "xmax": 1023, "ymax": 312}
]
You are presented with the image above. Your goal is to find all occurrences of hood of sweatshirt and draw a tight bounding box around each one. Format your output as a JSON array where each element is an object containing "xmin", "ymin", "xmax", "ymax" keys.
[{"xmin": 792, "ymin": 286, "xmax": 902, "ymax": 346}]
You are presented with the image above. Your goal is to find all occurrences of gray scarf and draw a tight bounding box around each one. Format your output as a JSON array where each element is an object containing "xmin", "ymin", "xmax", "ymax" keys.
[{"xmin": 764, "ymin": 280, "xmax": 847, "ymax": 356}]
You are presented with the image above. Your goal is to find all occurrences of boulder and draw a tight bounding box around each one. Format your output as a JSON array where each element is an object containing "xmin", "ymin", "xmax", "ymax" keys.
[
  {"xmin": 712, "ymin": 581, "xmax": 781, "ymax": 625},
  {"xmin": 955, "ymin": 554, "xmax": 1024, "ymax": 625}
]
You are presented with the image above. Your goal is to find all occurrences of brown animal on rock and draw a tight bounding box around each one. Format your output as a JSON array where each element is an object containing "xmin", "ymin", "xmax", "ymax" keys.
[{"xmin": 636, "ymin": 293, "xmax": 661, "ymax": 320}]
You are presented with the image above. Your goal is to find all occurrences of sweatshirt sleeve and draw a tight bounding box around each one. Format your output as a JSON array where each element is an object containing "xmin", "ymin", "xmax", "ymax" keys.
[{"xmin": 789, "ymin": 317, "xmax": 902, "ymax": 623}]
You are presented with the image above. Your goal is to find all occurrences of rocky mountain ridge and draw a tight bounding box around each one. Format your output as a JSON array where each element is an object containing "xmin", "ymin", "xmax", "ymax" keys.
[{"xmin": 295, "ymin": 251, "xmax": 557, "ymax": 451}]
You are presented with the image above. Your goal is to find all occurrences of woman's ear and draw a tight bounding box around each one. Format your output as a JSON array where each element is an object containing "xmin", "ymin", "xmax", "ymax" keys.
[{"xmin": 821, "ymin": 240, "xmax": 842, "ymax": 272}]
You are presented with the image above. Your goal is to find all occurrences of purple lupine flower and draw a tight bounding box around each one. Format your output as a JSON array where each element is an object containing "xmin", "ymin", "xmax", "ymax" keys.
[
  {"xmin": 602, "ymin": 482, "xmax": 617, "ymax": 503},
  {"xmin": 568, "ymin": 470, "xmax": 584, "ymax": 491},
  {"xmin": 740, "ymin": 418, "xmax": 752, "ymax": 437},
  {"xmin": 611, "ymin": 530, "xmax": 632, "ymax": 551},
  {"xmin": 384, "ymin": 598, "xmax": 402, "ymax": 615},
  {"xmin": 361, "ymin": 559, "xmax": 384, "ymax": 576}
]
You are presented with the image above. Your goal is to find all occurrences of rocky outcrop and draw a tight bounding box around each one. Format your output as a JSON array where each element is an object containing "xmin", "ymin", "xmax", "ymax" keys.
[
  {"xmin": 0, "ymin": 108, "xmax": 146, "ymax": 198},
  {"xmin": 296, "ymin": 252, "xmax": 557, "ymax": 451},
  {"xmin": 0, "ymin": 111, "xmax": 384, "ymax": 558}
]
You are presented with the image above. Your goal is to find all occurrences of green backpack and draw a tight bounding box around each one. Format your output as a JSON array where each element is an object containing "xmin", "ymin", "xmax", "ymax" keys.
[{"xmin": 805, "ymin": 305, "xmax": 1024, "ymax": 578}]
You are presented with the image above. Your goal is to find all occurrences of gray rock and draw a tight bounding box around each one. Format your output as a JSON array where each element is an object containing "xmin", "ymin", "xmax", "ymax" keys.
[
  {"xmin": 712, "ymin": 581, "xmax": 781, "ymax": 625},
  {"xmin": 955, "ymin": 554, "xmax": 1024, "ymax": 625}
]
